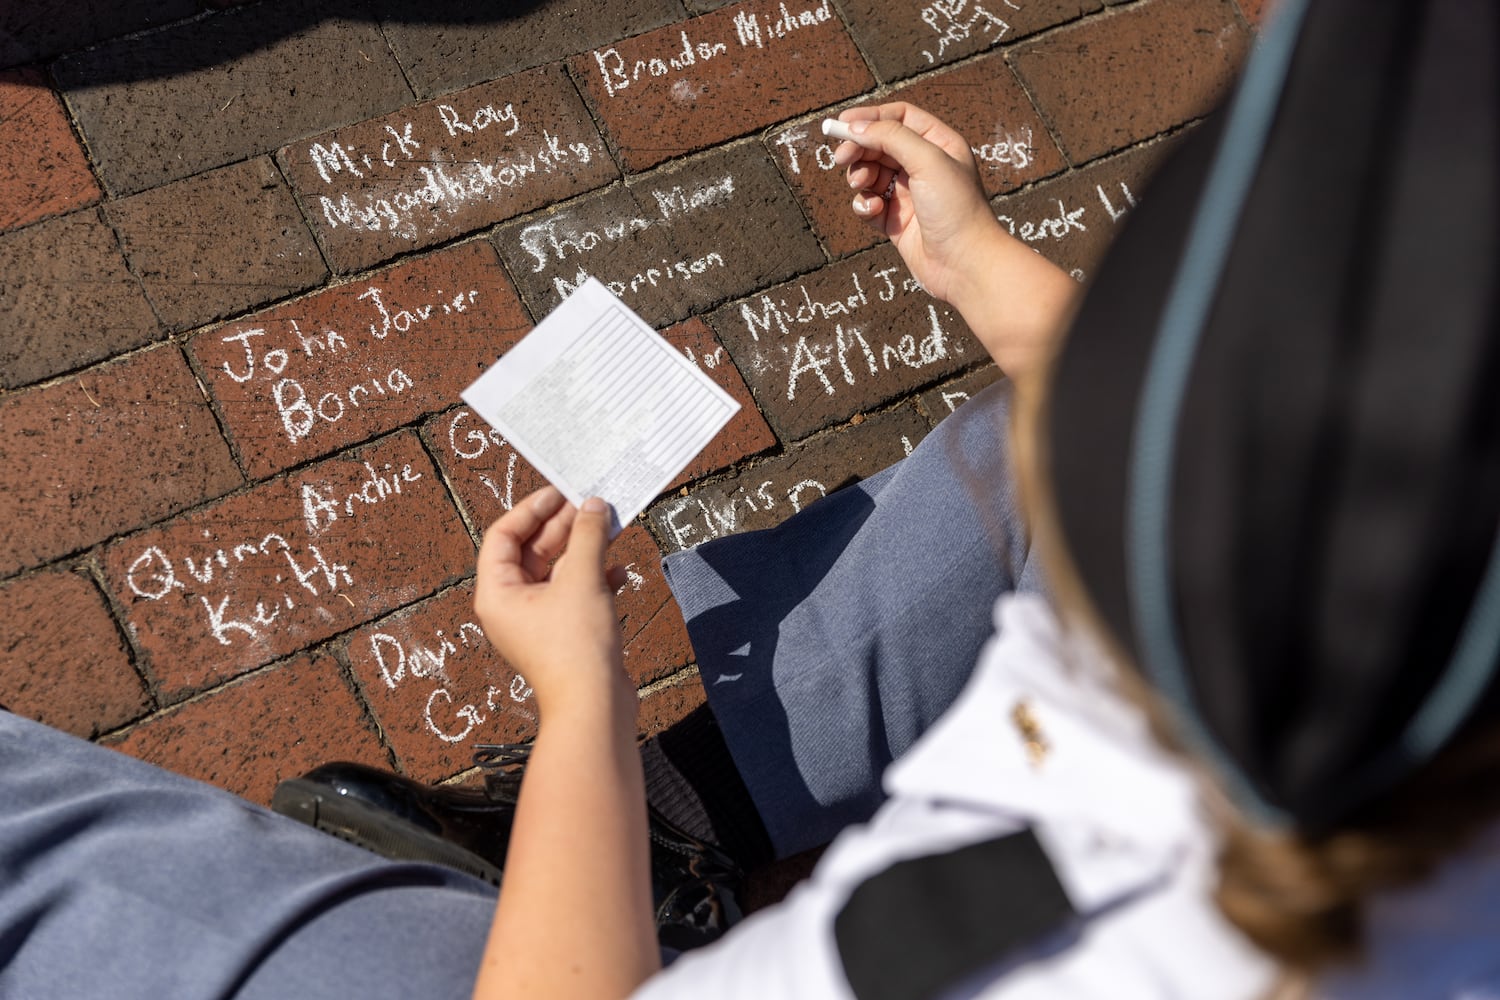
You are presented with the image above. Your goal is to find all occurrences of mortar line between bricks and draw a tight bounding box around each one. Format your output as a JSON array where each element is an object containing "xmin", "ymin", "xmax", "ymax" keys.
[
  {"xmin": 74, "ymin": 553, "xmax": 164, "ymax": 718},
  {"xmin": 93, "ymin": 645, "xmax": 334, "ymax": 743},
  {"xmin": 325, "ymin": 630, "xmax": 406, "ymax": 774},
  {"xmin": 366, "ymin": 10, "xmax": 422, "ymax": 108},
  {"xmin": 267, "ymin": 150, "xmax": 337, "ymax": 282}
]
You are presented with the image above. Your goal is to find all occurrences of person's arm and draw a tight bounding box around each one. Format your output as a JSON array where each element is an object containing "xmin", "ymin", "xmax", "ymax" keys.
[
  {"xmin": 470, "ymin": 488, "xmax": 660, "ymax": 1000},
  {"xmin": 829, "ymin": 103, "xmax": 1082, "ymax": 392}
]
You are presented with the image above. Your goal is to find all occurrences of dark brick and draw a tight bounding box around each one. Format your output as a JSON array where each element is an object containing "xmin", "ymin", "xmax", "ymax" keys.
[
  {"xmin": 54, "ymin": 0, "xmax": 413, "ymax": 196},
  {"xmin": 837, "ymin": 0, "xmax": 1098, "ymax": 83},
  {"xmin": 571, "ymin": 1, "xmax": 872, "ymax": 172},
  {"xmin": 342, "ymin": 582, "xmax": 534, "ymax": 781},
  {"xmin": 372, "ymin": 0, "xmax": 682, "ymax": 99},
  {"xmin": 280, "ymin": 65, "xmax": 619, "ymax": 275},
  {"xmin": 191, "ymin": 241, "xmax": 529, "ymax": 478},
  {"xmin": 648, "ymin": 404, "xmax": 928, "ymax": 551},
  {"xmin": 635, "ymin": 671, "xmax": 708, "ymax": 739},
  {"xmin": 918, "ymin": 365, "xmax": 1003, "ymax": 426},
  {"xmin": 768, "ymin": 52, "xmax": 1067, "ymax": 259},
  {"xmin": 99, "ymin": 432, "xmax": 472, "ymax": 700},
  {"xmin": 1009, "ymin": 0, "xmax": 1248, "ymax": 164},
  {"xmin": 0, "ymin": 346, "xmax": 241, "ymax": 577},
  {"xmin": 0, "ymin": 569, "xmax": 148, "ymax": 738},
  {"xmin": 108, "ymin": 157, "xmax": 326, "ymax": 332},
  {"xmin": 709, "ymin": 244, "xmax": 977, "ymax": 441},
  {"xmin": 0, "ymin": 209, "xmax": 159, "ymax": 389},
  {"xmin": 107, "ymin": 652, "xmax": 385, "ymax": 805},
  {"xmin": 0, "ymin": 69, "xmax": 99, "ymax": 232},
  {"xmin": 990, "ymin": 133, "xmax": 1181, "ymax": 281},
  {"xmin": 0, "ymin": 0, "xmax": 196, "ymax": 69},
  {"xmin": 495, "ymin": 142, "xmax": 823, "ymax": 328}
]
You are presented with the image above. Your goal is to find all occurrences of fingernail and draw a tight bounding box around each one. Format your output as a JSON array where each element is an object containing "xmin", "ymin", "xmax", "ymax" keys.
[
  {"xmin": 582, "ymin": 496, "xmax": 606, "ymax": 513},
  {"xmin": 850, "ymin": 120, "xmax": 868, "ymax": 135}
]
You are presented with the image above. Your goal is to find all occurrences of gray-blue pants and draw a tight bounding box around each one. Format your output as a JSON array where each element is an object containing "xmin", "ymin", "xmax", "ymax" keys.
[
  {"xmin": 663, "ymin": 381, "xmax": 1039, "ymax": 856},
  {"xmin": 0, "ymin": 382, "xmax": 1032, "ymax": 998}
]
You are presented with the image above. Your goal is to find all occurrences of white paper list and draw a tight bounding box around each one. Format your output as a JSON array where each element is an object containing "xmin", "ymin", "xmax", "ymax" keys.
[{"xmin": 461, "ymin": 277, "xmax": 740, "ymax": 535}]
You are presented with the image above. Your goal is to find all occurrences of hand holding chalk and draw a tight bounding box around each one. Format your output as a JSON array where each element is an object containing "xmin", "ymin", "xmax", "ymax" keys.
[{"xmin": 821, "ymin": 118, "xmax": 863, "ymax": 144}]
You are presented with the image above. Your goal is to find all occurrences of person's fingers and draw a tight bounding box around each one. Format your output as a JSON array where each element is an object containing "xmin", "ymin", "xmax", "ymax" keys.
[
  {"xmin": 552, "ymin": 497, "xmax": 614, "ymax": 590},
  {"xmin": 520, "ymin": 502, "xmax": 578, "ymax": 580},
  {"xmin": 478, "ymin": 487, "xmax": 566, "ymax": 587},
  {"xmin": 846, "ymin": 160, "xmax": 895, "ymax": 194},
  {"xmin": 605, "ymin": 564, "xmax": 630, "ymax": 592}
]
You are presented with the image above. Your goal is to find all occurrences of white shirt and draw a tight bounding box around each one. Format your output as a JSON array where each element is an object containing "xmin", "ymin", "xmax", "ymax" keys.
[{"xmin": 634, "ymin": 593, "xmax": 1277, "ymax": 999}]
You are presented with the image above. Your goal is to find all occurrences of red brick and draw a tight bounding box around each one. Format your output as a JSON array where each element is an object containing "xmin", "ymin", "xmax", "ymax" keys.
[
  {"xmin": 494, "ymin": 142, "xmax": 823, "ymax": 328},
  {"xmin": 622, "ymin": 593, "xmax": 695, "ymax": 687},
  {"xmin": 636, "ymin": 671, "xmax": 708, "ymax": 738},
  {"xmin": 708, "ymin": 244, "xmax": 978, "ymax": 441},
  {"xmin": 837, "ymin": 0, "xmax": 1099, "ymax": 82},
  {"xmin": 371, "ymin": 0, "xmax": 683, "ymax": 99},
  {"xmin": 280, "ymin": 66, "xmax": 619, "ymax": 274},
  {"xmin": 991, "ymin": 133, "xmax": 1182, "ymax": 282},
  {"xmin": 918, "ymin": 365, "xmax": 1004, "ymax": 425},
  {"xmin": 571, "ymin": 1, "xmax": 872, "ymax": 172},
  {"xmin": 1009, "ymin": 0, "xmax": 1249, "ymax": 164},
  {"xmin": 1236, "ymin": 0, "xmax": 1272, "ymax": 27},
  {"xmin": 0, "ymin": 346, "xmax": 241, "ymax": 577},
  {"xmin": 191, "ymin": 241, "xmax": 529, "ymax": 478},
  {"xmin": 0, "ymin": 568, "xmax": 149, "ymax": 738},
  {"xmin": 99, "ymin": 432, "xmax": 472, "ymax": 700},
  {"xmin": 53, "ymin": 0, "xmax": 414, "ymax": 195},
  {"xmin": 769, "ymin": 53, "xmax": 1068, "ymax": 259},
  {"xmin": 612, "ymin": 524, "xmax": 687, "ymax": 649},
  {"xmin": 648, "ymin": 404, "xmax": 929, "ymax": 551},
  {"xmin": 0, "ymin": 69, "xmax": 99, "ymax": 232},
  {"xmin": 0, "ymin": 209, "xmax": 159, "ymax": 389},
  {"xmin": 106, "ymin": 652, "xmax": 385, "ymax": 806},
  {"xmin": 342, "ymin": 582, "xmax": 535, "ymax": 781},
  {"xmin": 108, "ymin": 157, "xmax": 327, "ymax": 332}
]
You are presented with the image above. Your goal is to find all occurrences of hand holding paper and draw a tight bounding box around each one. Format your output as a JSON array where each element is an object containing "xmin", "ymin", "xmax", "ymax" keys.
[{"xmin": 462, "ymin": 278, "xmax": 740, "ymax": 536}]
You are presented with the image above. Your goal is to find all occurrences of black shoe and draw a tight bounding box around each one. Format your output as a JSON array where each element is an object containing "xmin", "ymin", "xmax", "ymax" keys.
[{"xmin": 271, "ymin": 743, "xmax": 744, "ymax": 950}]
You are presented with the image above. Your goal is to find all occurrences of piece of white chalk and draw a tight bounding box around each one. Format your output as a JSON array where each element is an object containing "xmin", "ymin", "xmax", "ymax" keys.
[{"xmin": 821, "ymin": 118, "xmax": 859, "ymax": 143}]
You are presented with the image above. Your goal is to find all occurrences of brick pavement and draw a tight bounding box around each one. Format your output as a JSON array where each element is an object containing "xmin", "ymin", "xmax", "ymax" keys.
[{"xmin": 0, "ymin": 0, "xmax": 1256, "ymax": 815}]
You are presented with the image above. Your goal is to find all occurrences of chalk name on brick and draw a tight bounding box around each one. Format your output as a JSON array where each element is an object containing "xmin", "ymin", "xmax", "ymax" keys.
[
  {"xmin": 992, "ymin": 137, "xmax": 1178, "ymax": 282},
  {"xmin": 103, "ymin": 433, "xmax": 472, "ymax": 699},
  {"xmin": 837, "ymin": 0, "xmax": 1090, "ymax": 83},
  {"xmin": 494, "ymin": 144, "xmax": 822, "ymax": 328},
  {"xmin": 573, "ymin": 0, "xmax": 870, "ymax": 171},
  {"xmin": 649, "ymin": 405, "xmax": 929, "ymax": 551},
  {"xmin": 345, "ymin": 582, "xmax": 535, "ymax": 778},
  {"xmin": 710, "ymin": 244, "xmax": 975, "ymax": 441},
  {"xmin": 192, "ymin": 242, "xmax": 529, "ymax": 479},
  {"xmin": 281, "ymin": 66, "xmax": 617, "ymax": 273}
]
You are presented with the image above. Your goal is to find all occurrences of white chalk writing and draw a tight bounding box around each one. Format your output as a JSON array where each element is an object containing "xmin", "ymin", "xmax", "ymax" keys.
[
  {"xmin": 310, "ymin": 102, "xmax": 594, "ymax": 241},
  {"xmin": 733, "ymin": 0, "xmax": 835, "ymax": 49},
  {"xmin": 919, "ymin": 0, "xmax": 1019, "ymax": 64}
]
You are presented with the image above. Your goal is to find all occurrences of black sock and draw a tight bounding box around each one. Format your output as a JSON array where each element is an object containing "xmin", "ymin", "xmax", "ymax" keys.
[{"xmin": 641, "ymin": 705, "xmax": 775, "ymax": 870}]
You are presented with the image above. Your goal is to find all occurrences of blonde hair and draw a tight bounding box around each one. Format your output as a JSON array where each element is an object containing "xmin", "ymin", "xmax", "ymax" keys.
[{"xmin": 1011, "ymin": 367, "xmax": 1500, "ymax": 979}]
